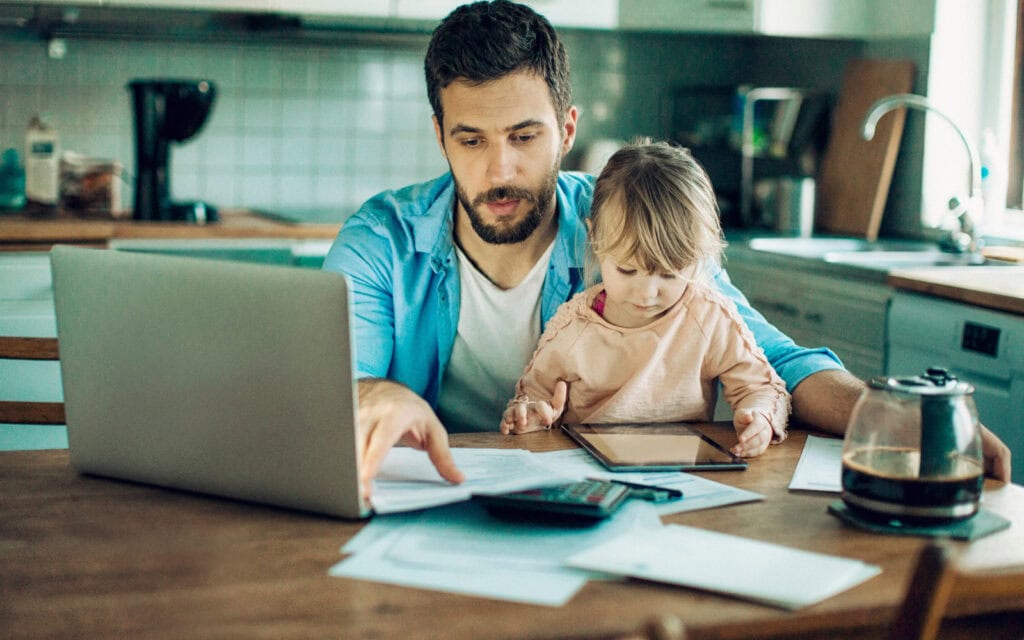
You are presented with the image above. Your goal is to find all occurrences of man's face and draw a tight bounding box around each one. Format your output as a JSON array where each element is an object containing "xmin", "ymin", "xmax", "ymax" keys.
[{"xmin": 433, "ymin": 70, "xmax": 577, "ymax": 245}]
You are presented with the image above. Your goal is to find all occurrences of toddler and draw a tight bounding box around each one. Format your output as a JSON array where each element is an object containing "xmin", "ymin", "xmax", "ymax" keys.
[{"xmin": 500, "ymin": 140, "xmax": 789, "ymax": 457}]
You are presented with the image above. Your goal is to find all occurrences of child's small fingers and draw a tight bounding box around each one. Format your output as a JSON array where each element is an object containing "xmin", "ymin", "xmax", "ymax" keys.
[
  {"xmin": 516, "ymin": 402, "xmax": 529, "ymax": 427},
  {"xmin": 733, "ymin": 424, "xmax": 770, "ymax": 456}
]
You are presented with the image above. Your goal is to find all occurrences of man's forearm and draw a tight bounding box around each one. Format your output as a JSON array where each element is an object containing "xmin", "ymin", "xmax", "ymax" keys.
[{"xmin": 789, "ymin": 369, "xmax": 866, "ymax": 435}]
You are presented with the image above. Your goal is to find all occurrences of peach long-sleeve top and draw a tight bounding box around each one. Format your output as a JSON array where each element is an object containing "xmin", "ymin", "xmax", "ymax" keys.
[{"xmin": 513, "ymin": 282, "xmax": 790, "ymax": 442}]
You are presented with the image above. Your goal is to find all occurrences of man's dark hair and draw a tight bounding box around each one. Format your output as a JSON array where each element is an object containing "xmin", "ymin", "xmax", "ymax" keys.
[{"xmin": 425, "ymin": 0, "xmax": 571, "ymax": 130}]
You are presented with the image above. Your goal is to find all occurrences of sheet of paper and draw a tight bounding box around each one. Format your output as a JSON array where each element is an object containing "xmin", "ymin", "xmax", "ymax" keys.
[
  {"xmin": 788, "ymin": 435, "xmax": 844, "ymax": 493},
  {"xmin": 331, "ymin": 499, "xmax": 662, "ymax": 606},
  {"xmin": 566, "ymin": 524, "xmax": 881, "ymax": 610},
  {"xmin": 534, "ymin": 448, "xmax": 764, "ymax": 515},
  {"xmin": 370, "ymin": 447, "xmax": 578, "ymax": 514}
]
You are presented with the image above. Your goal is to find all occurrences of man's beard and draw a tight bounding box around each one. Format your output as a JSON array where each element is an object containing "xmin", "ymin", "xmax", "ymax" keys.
[{"xmin": 454, "ymin": 163, "xmax": 559, "ymax": 245}]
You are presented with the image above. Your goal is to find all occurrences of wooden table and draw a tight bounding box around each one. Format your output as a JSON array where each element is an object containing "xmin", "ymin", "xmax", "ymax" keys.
[{"xmin": 2, "ymin": 426, "xmax": 1023, "ymax": 640}]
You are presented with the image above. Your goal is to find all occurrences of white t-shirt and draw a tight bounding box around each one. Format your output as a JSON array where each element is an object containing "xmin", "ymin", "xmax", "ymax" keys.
[{"xmin": 436, "ymin": 241, "xmax": 555, "ymax": 432}]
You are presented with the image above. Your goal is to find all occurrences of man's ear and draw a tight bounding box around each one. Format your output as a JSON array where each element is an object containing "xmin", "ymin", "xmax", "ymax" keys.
[{"xmin": 560, "ymin": 105, "xmax": 579, "ymax": 159}]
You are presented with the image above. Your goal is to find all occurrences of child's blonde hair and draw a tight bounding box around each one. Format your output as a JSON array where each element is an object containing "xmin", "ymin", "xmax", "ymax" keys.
[{"xmin": 587, "ymin": 139, "xmax": 725, "ymax": 284}]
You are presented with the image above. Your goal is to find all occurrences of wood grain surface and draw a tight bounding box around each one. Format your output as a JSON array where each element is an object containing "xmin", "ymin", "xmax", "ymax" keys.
[
  {"xmin": 815, "ymin": 58, "xmax": 916, "ymax": 241},
  {"xmin": 887, "ymin": 266, "xmax": 1024, "ymax": 316},
  {"xmin": 2, "ymin": 425, "xmax": 1022, "ymax": 640}
]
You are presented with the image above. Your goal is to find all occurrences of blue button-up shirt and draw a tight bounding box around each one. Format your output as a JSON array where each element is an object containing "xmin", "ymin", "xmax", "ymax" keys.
[{"xmin": 322, "ymin": 171, "xmax": 843, "ymax": 409}]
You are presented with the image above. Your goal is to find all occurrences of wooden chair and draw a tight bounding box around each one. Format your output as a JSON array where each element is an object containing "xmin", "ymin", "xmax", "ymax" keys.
[
  {"xmin": 890, "ymin": 540, "xmax": 1024, "ymax": 640},
  {"xmin": 0, "ymin": 336, "xmax": 64, "ymax": 424}
]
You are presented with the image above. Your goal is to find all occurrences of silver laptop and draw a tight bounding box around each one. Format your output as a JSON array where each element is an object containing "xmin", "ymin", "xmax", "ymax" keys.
[{"xmin": 50, "ymin": 245, "xmax": 370, "ymax": 519}]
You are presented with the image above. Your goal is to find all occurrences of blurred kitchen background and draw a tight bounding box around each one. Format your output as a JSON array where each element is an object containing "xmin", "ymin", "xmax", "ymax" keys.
[
  {"xmin": 0, "ymin": 0, "xmax": 937, "ymax": 228},
  {"xmin": 0, "ymin": 1, "xmax": 1018, "ymax": 237}
]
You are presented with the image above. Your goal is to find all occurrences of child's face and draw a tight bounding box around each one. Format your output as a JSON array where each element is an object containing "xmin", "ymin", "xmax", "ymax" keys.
[{"xmin": 597, "ymin": 254, "xmax": 690, "ymax": 328}]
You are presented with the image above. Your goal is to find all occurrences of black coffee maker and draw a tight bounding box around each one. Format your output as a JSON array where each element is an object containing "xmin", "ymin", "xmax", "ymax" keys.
[{"xmin": 128, "ymin": 79, "xmax": 217, "ymax": 223}]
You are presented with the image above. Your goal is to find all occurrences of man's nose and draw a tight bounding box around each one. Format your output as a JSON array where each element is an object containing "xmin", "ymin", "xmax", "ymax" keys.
[{"xmin": 485, "ymin": 142, "xmax": 517, "ymax": 183}]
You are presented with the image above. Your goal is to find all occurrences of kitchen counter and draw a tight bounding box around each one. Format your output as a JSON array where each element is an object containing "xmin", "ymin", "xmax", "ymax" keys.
[
  {"xmin": 724, "ymin": 233, "xmax": 1024, "ymax": 317},
  {"xmin": 887, "ymin": 266, "xmax": 1024, "ymax": 316},
  {"xmin": 0, "ymin": 209, "xmax": 343, "ymax": 250},
  {"xmin": 724, "ymin": 239, "xmax": 894, "ymax": 283}
]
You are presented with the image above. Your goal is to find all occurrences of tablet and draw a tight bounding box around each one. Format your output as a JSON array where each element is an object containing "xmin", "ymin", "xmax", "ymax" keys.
[{"xmin": 561, "ymin": 422, "xmax": 748, "ymax": 472}]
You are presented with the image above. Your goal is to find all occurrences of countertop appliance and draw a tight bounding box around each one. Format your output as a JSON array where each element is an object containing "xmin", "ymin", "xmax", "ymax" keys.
[
  {"xmin": 128, "ymin": 79, "xmax": 217, "ymax": 223},
  {"xmin": 887, "ymin": 291, "xmax": 1024, "ymax": 485}
]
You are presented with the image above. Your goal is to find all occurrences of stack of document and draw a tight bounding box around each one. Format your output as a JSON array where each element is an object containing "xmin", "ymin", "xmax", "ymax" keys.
[
  {"xmin": 566, "ymin": 525, "xmax": 881, "ymax": 610},
  {"xmin": 788, "ymin": 435, "xmax": 844, "ymax": 493},
  {"xmin": 330, "ymin": 446, "xmax": 881, "ymax": 608},
  {"xmin": 332, "ymin": 498, "xmax": 662, "ymax": 606}
]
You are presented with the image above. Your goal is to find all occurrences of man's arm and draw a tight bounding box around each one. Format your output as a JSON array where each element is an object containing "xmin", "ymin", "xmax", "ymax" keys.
[
  {"xmin": 715, "ymin": 268, "xmax": 1012, "ymax": 481},
  {"xmin": 788, "ymin": 368, "xmax": 864, "ymax": 435}
]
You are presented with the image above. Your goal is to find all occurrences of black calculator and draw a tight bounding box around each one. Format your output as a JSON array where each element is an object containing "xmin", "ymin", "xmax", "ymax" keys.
[{"xmin": 472, "ymin": 479, "xmax": 633, "ymax": 524}]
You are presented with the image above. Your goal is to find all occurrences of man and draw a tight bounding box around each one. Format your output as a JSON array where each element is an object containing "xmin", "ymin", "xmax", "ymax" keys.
[{"xmin": 322, "ymin": 0, "xmax": 1011, "ymax": 493}]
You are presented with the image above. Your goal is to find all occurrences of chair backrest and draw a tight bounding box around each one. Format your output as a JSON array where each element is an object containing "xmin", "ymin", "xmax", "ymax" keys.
[
  {"xmin": 0, "ymin": 336, "xmax": 64, "ymax": 424},
  {"xmin": 890, "ymin": 540, "xmax": 1024, "ymax": 640}
]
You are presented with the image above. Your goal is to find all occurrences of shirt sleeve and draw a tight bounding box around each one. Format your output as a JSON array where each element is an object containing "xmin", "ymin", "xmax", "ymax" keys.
[
  {"xmin": 514, "ymin": 300, "xmax": 584, "ymax": 404},
  {"xmin": 321, "ymin": 213, "xmax": 395, "ymax": 380},
  {"xmin": 712, "ymin": 266, "xmax": 846, "ymax": 391}
]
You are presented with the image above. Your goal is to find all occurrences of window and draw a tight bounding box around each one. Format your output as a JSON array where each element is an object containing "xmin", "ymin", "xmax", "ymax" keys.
[
  {"xmin": 1008, "ymin": 0, "xmax": 1023, "ymax": 209},
  {"xmin": 923, "ymin": 1, "xmax": 1022, "ymax": 238}
]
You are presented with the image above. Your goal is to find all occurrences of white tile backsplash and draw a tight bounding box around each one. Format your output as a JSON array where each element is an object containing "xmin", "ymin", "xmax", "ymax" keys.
[{"xmin": 0, "ymin": 35, "xmax": 443, "ymax": 214}]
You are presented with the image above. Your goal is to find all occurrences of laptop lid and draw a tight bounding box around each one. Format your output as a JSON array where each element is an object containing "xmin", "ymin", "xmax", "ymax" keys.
[{"xmin": 50, "ymin": 245, "xmax": 369, "ymax": 519}]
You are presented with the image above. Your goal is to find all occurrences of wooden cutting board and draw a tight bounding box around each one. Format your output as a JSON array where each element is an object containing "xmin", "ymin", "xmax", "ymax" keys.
[{"xmin": 815, "ymin": 59, "xmax": 916, "ymax": 240}]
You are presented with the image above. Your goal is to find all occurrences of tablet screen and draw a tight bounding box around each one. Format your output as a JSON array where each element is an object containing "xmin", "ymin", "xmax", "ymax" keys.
[{"xmin": 562, "ymin": 422, "xmax": 747, "ymax": 471}]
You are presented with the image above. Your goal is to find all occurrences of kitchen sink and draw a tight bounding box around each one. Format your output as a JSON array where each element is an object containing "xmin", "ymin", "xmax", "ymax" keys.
[
  {"xmin": 746, "ymin": 236, "xmax": 1014, "ymax": 270},
  {"xmin": 747, "ymin": 236, "xmax": 933, "ymax": 257},
  {"xmin": 821, "ymin": 250, "xmax": 1008, "ymax": 270}
]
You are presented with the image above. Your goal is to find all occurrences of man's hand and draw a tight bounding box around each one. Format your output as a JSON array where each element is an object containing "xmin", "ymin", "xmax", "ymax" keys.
[
  {"xmin": 980, "ymin": 424, "xmax": 1012, "ymax": 482},
  {"xmin": 357, "ymin": 378, "xmax": 464, "ymax": 498}
]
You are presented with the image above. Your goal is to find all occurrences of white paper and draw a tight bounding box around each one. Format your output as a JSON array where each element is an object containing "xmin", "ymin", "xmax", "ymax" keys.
[
  {"xmin": 788, "ymin": 435, "xmax": 844, "ymax": 493},
  {"xmin": 331, "ymin": 499, "xmax": 662, "ymax": 606},
  {"xmin": 566, "ymin": 524, "xmax": 881, "ymax": 610},
  {"xmin": 534, "ymin": 448, "xmax": 764, "ymax": 515},
  {"xmin": 370, "ymin": 447, "xmax": 578, "ymax": 514}
]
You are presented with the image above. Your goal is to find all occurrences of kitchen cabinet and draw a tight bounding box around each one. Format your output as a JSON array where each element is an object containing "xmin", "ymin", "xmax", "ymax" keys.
[
  {"xmin": 270, "ymin": 0, "xmax": 387, "ymax": 18},
  {"xmin": 724, "ymin": 254, "xmax": 891, "ymax": 380},
  {"xmin": 103, "ymin": 0, "xmax": 271, "ymax": 10},
  {"xmin": 391, "ymin": 0, "xmax": 618, "ymax": 29},
  {"xmin": 618, "ymin": 0, "xmax": 934, "ymax": 39},
  {"xmin": 94, "ymin": 0, "xmax": 617, "ymax": 28}
]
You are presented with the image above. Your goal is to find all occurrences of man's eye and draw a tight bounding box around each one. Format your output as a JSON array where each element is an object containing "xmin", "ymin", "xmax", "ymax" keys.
[
  {"xmin": 514, "ymin": 134, "xmax": 535, "ymax": 144},
  {"xmin": 461, "ymin": 138, "xmax": 481, "ymax": 148}
]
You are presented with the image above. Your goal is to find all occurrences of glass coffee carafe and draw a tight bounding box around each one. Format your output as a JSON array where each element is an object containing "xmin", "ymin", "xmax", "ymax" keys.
[{"xmin": 841, "ymin": 367, "xmax": 984, "ymax": 525}]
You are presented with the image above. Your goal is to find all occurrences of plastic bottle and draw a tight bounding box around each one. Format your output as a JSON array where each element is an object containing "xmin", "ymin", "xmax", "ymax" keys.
[
  {"xmin": 25, "ymin": 115, "xmax": 60, "ymax": 206},
  {"xmin": 0, "ymin": 148, "xmax": 26, "ymax": 212},
  {"xmin": 979, "ymin": 128, "xmax": 1006, "ymax": 228}
]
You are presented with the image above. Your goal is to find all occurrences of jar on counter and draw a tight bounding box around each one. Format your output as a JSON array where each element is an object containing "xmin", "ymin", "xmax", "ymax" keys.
[{"xmin": 25, "ymin": 115, "xmax": 60, "ymax": 206}]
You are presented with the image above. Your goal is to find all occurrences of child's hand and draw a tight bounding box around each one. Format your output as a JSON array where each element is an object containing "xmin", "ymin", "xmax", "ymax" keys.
[
  {"xmin": 731, "ymin": 409, "xmax": 772, "ymax": 457},
  {"xmin": 500, "ymin": 381, "xmax": 568, "ymax": 435}
]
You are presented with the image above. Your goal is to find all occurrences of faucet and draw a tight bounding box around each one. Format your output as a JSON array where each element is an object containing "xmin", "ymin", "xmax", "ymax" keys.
[{"xmin": 861, "ymin": 93, "xmax": 983, "ymax": 253}]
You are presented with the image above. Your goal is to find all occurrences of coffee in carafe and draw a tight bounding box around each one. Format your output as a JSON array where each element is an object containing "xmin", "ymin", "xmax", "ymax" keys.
[{"xmin": 840, "ymin": 368, "xmax": 983, "ymax": 525}]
